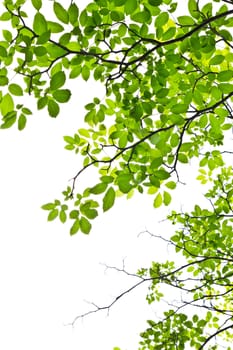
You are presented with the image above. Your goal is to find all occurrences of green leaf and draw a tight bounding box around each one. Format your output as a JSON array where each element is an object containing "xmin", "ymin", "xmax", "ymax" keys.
[
  {"xmin": 103, "ymin": 187, "xmax": 115, "ymax": 212},
  {"xmin": 53, "ymin": 2, "xmax": 69, "ymax": 24},
  {"xmin": 50, "ymin": 71, "xmax": 66, "ymax": 90},
  {"xmin": 188, "ymin": 0, "xmax": 200, "ymax": 19},
  {"xmin": 178, "ymin": 16, "xmax": 195, "ymax": 25},
  {"xmin": 90, "ymin": 183, "xmax": 108, "ymax": 194},
  {"xmin": 157, "ymin": 88, "xmax": 169, "ymax": 98},
  {"xmin": 154, "ymin": 192, "xmax": 162, "ymax": 208},
  {"xmin": 69, "ymin": 210, "xmax": 79, "ymax": 219},
  {"xmin": 2, "ymin": 29, "xmax": 12, "ymax": 42},
  {"xmin": 41, "ymin": 203, "xmax": 56, "ymax": 210},
  {"xmin": 154, "ymin": 169, "xmax": 170, "ymax": 180},
  {"xmin": 0, "ymin": 12, "xmax": 11, "ymax": 21},
  {"xmin": 37, "ymin": 96, "xmax": 48, "ymax": 110},
  {"xmin": 118, "ymin": 174, "xmax": 133, "ymax": 193},
  {"xmin": 31, "ymin": 0, "xmax": 42, "ymax": 10},
  {"xmin": 162, "ymin": 27, "xmax": 176, "ymax": 40},
  {"xmin": 70, "ymin": 219, "xmax": 80, "ymax": 235},
  {"xmin": 52, "ymin": 89, "xmax": 71, "ymax": 103},
  {"xmin": 82, "ymin": 66, "xmax": 90, "ymax": 81},
  {"xmin": 178, "ymin": 153, "xmax": 189, "ymax": 163},
  {"xmin": 219, "ymin": 83, "xmax": 233, "ymax": 94},
  {"xmin": 0, "ymin": 112, "xmax": 17, "ymax": 129},
  {"xmin": 217, "ymin": 70, "xmax": 233, "ymax": 82},
  {"xmin": 48, "ymin": 209, "xmax": 59, "ymax": 221},
  {"xmin": 171, "ymin": 104, "xmax": 188, "ymax": 114},
  {"xmin": 0, "ymin": 76, "xmax": 8, "ymax": 86},
  {"xmin": 155, "ymin": 12, "xmax": 169, "ymax": 27},
  {"xmin": 0, "ymin": 46, "xmax": 7, "ymax": 57},
  {"xmin": 149, "ymin": 0, "xmax": 162, "ymax": 5},
  {"xmin": 34, "ymin": 46, "xmax": 47, "ymax": 56},
  {"xmin": 48, "ymin": 100, "xmax": 60, "ymax": 118},
  {"xmin": 84, "ymin": 209, "xmax": 98, "ymax": 220},
  {"xmin": 8, "ymin": 83, "xmax": 23, "ymax": 96},
  {"xmin": 1, "ymin": 93, "xmax": 14, "ymax": 116},
  {"xmin": 165, "ymin": 181, "xmax": 176, "ymax": 190},
  {"xmin": 80, "ymin": 216, "xmax": 91, "ymax": 234},
  {"xmin": 170, "ymin": 133, "xmax": 179, "ymax": 147},
  {"xmin": 37, "ymin": 31, "xmax": 51, "ymax": 44},
  {"xmin": 59, "ymin": 210, "xmax": 67, "ymax": 223},
  {"xmin": 70, "ymin": 66, "xmax": 82, "ymax": 79},
  {"xmin": 125, "ymin": 0, "xmax": 137, "ymax": 14},
  {"xmin": 131, "ymin": 10, "xmax": 151, "ymax": 23},
  {"xmin": 33, "ymin": 12, "xmax": 47, "ymax": 35},
  {"xmin": 110, "ymin": 10, "xmax": 124, "ymax": 21},
  {"xmin": 18, "ymin": 114, "xmax": 27, "ymax": 130},
  {"xmin": 114, "ymin": 0, "xmax": 126, "ymax": 6},
  {"xmin": 68, "ymin": 3, "xmax": 79, "ymax": 25},
  {"xmin": 163, "ymin": 191, "xmax": 171, "ymax": 206},
  {"xmin": 209, "ymin": 55, "xmax": 225, "ymax": 65},
  {"xmin": 47, "ymin": 21, "xmax": 64, "ymax": 33}
]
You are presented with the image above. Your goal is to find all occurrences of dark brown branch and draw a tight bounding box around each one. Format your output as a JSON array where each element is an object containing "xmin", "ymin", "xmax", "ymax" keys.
[
  {"xmin": 199, "ymin": 323, "xmax": 233, "ymax": 350},
  {"xmin": 69, "ymin": 278, "xmax": 146, "ymax": 326}
]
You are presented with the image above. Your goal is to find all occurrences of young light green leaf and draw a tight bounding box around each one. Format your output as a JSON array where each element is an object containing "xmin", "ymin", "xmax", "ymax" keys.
[
  {"xmin": 80, "ymin": 216, "xmax": 91, "ymax": 234},
  {"xmin": 149, "ymin": 0, "xmax": 162, "ymax": 5},
  {"xmin": 163, "ymin": 191, "xmax": 171, "ymax": 206},
  {"xmin": 48, "ymin": 100, "xmax": 60, "ymax": 118},
  {"xmin": 209, "ymin": 55, "xmax": 225, "ymax": 65},
  {"xmin": 48, "ymin": 209, "xmax": 59, "ymax": 221},
  {"xmin": 68, "ymin": 3, "xmax": 79, "ymax": 25},
  {"xmin": 81, "ymin": 66, "xmax": 90, "ymax": 81},
  {"xmin": 59, "ymin": 210, "xmax": 67, "ymax": 223},
  {"xmin": 217, "ymin": 70, "xmax": 233, "ymax": 82},
  {"xmin": 125, "ymin": 0, "xmax": 137, "ymax": 14},
  {"xmin": 2, "ymin": 29, "xmax": 12, "ymax": 42},
  {"xmin": 1, "ymin": 93, "xmax": 14, "ymax": 116},
  {"xmin": 171, "ymin": 104, "xmax": 188, "ymax": 114},
  {"xmin": 31, "ymin": 0, "xmax": 42, "ymax": 10},
  {"xmin": 47, "ymin": 21, "xmax": 64, "ymax": 33},
  {"xmin": 0, "ymin": 76, "xmax": 8, "ymax": 86},
  {"xmin": 178, "ymin": 16, "xmax": 195, "ymax": 26},
  {"xmin": 178, "ymin": 153, "xmax": 189, "ymax": 163},
  {"xmin": 114, "ymin": 0, "xmax": 126, "ymax": 6},
  {"xmin": 188, "ymin": 0, "xmax": 200, "ymax": 19},
  {"xmin": 0, "ymin": 112, "xmax": 17, "ymax": 129},
  {"xmin": 41, "ymin": 203, "xmax": 56, "ymax": 210},
  {"xmin": 53, "ymin": 2, "xmax": 69, "ymax": 24},
  {"xmin": 33, "ymin": 12, "xmax": 47, "ymax": 35},
  {"xmin": 153, "ymin": 192, "xmax": 162, "ymax": 208},
  {"xmin": 83, "ymin": 208, "xmax": 98, "ymax": 220},
  {"xmin": 155, "ymin": 12, "xmax": 169, "ymax": 27},
  {"xmin": 18, "ymin": 114, "xmax": 27, "ymax": 130},
  {"xmin": 70, "ymin": 219, "xmax": 80, "ymax": 235},
  {"xmin": 103, "ymin": 187, "xmax": 115, "ymax": 212},
  {"xmin": 52, "ymin": 89, "xmax": 71, "ymax": 103},
  {"xmin": 90, "ymin": 183, "xmax": 108, "ymax": 195},
  {"xmin": 50, "ymin": 71, "xmax": 66, "ymax": 90},
  {"xmin": 37, "ymin": 97, "xmax": 48, "ymax": 110},
  {"xmin": 118, "ymin": 174, "xmax": 132, "ymax": 193},
  {"xmin": 165, "ymin": 181, "xmax": 176, "ymax": 190},
  {"xmin": 8, "ymin": 84, "xmax": 23, "ymax": 96},
  {"xmin": 131, "ymin": 10, "xmax": 151, "ymax": 23}
]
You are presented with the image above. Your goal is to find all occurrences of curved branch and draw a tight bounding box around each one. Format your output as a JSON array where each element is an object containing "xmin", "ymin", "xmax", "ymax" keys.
[{"xmin": 199, "ymin": 323, "xmax": 233, "ymax": 350}]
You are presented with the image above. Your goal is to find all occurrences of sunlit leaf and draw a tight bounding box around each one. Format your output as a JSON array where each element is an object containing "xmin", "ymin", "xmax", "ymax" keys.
[
  {"xmin": 103, "ymin": 187, "xmax": 115, "ymax": 212},
  {"xmin": 8, "ymin": 84, "xmax": 23, "ymax": 96},
  {"xmin": 48, "ymin": 100, "xmax": 60, "ymax": 117},
  {"xmin": 53, "ymin": 2, "xmax": 69, "ymax": 24},
  {"xmin": 52, "ymin": 89, "xmax": 71, "ymax": 103}
]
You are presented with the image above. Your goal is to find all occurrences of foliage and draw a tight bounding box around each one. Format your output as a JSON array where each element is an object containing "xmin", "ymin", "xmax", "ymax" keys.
[{"xmin": 1, "ymin": 0, "xmax": 233, "ymax": 348}]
